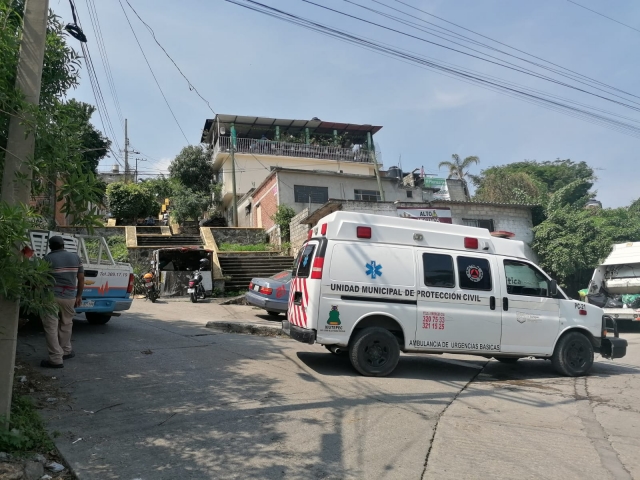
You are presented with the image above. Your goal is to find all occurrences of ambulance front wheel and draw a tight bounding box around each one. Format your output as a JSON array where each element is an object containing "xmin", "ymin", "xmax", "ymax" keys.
[
  {"xmin": 349, "ymin": 327, "xmax": 400, "ymax": 377},
  {"xmin": 552, "ymin": 331, "xmax": 594, "ymax": 377}
]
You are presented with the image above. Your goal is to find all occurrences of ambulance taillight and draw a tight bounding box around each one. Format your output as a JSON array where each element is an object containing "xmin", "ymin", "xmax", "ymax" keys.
[
  {"xmin": 464, "ymin": 237, "xmax": 479, "ymax": 249},
  {"xmin": 357, "ymin": 226, "xmax": 372, "ymax": 239},
  {"xmin": 311, "ymin": 257, "xmax": 324, "ymax": 279},
  {"xmin": 307, "ymin": 229, "xmax": 313, "ymax": 240}
]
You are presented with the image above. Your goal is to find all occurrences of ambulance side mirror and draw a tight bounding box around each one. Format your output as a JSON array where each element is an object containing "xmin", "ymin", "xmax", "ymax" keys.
[{"xmin": 549, "ymin": 279, "xmax": 558, "ymax": 297}]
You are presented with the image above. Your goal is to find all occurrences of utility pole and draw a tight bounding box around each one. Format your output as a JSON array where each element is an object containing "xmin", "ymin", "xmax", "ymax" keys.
[
  {"xmin": 368, "ymin": 132, "xmax": 385, "ymax": 201},
  {"xmin": 135, "ymin": 157, "xmax": 146, "ymax": 183},
  {"xmin": 124, "ymin": 118, "xmax": 129, "ymax": 183},
  {"xmin": 0, "ymin": 0, "xmax": 50, "ymax": 422},
  {"xmin": 230, "ymin": 124, "xmax": 238, "ymax": 227}
]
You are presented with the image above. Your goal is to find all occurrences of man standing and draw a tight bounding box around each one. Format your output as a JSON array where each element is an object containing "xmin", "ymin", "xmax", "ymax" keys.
[{"xmin": 40, "ymin": 236, "xmax": 84, "ymax": 368}]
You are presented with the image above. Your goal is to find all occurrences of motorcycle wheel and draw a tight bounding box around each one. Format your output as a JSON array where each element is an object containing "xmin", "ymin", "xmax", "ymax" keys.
[
  {"xmin": 190, "ymin": 292, "xmax": 197, "ymax": 303},
  {"xmin": 150, "ymin": 292, "xmax": 157, "ymax": 303}
]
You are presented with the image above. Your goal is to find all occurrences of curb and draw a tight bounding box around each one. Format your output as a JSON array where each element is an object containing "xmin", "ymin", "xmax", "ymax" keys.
[{"xmin": 205, "ymin": 321, "xmax": 285, "ymax": 337}]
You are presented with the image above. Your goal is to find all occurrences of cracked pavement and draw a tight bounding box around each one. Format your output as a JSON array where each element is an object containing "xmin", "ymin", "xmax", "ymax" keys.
[{"xmin": 16, "ymin": 300, "xmax": 640, "ymax": 479}]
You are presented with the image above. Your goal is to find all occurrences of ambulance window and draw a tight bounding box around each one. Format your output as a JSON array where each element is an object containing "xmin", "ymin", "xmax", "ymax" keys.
[
  {"xmin": 504, "ymin": 260, "xmax": 550, "ymax": 297},
  {"xmin": 422, "ymin": 253, "xmax": 455, "ymax": 288},
  {"xmin": 457, "ymin": 256, "xmax": 492, "ymax": 291},
  {"xmin": 295, "ymin": 244, "xmax": 316, "ymax": 278}
]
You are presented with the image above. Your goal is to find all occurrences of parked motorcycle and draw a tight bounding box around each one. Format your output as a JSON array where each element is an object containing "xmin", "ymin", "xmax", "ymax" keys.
[
  {"xmin": 141, "ymin": 272, "xmax": 159, "ymax": 303},
  {"xmin": 187, "ymin": 258, "xmax": 211, "ymax": 303}
]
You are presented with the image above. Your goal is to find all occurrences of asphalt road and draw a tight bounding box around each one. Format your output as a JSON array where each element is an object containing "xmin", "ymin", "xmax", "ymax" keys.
[{"xmin": 16, "ymin": 300, "xmax": 640, "ymax": 480}]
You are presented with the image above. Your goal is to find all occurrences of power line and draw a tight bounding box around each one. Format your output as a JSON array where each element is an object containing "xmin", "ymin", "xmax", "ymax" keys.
[
  {"xmin": 117, "ymin": 0, "xmax": 190, "ymax": 143},
  {"xmin": 360, "ymin": 0, "xmax": 640, "ymax": 102},
  {"xmin": 225, "ymin": 0, "xmax": 640, "ymax": 139},
  {"xmin": 298, "ymin": 0, "xmax": 640, "ymax": 113},
  {"xmin": 566, "ymin": 0, "xmax": 640, "ymax": 34},
  {"xmin": 122, "ymin": 0, "xmax": 216, "ymax": 115},
  {"xmin": 85, "ymin": 0, "xmax": 126, "ymax": 129}
]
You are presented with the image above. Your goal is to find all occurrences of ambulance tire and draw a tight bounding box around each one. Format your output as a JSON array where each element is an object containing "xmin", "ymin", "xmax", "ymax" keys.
[
  {"xmin": 552, "ymin": 331, "xmax": 594, "ymax": 377},
  {"xmin": 85, "ymin": 313, "xmax": 111, "ymax": 325},
  {"xmin": 349, "ymin": 327, "xmax": 400, "ymax": 377}
]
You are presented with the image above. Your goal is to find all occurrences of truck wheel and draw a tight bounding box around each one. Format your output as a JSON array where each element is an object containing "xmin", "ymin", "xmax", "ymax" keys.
[
  {"xmin": 552, "ymin": 331, "xmax": 594, "ymax": 377},
  {"xmin": 85, "ymin": 312, "xmax": 111, "ymax": 325},
  {"xmin": 349, "ymin": 327, "xmax": 400, "ymax": 377},
  {"xmin": 495, "ymin": 357, "xmax": 520, "ymax": 364}
]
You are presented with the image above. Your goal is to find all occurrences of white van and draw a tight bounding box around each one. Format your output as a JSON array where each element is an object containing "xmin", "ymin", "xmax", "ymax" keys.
[{"xmin": 283, "ymin": 212, "xmax": 627, "ymax": 377}]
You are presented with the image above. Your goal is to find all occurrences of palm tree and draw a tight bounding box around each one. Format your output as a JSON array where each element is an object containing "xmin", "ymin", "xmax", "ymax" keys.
[{"xmin": 438, "ymin": 154, "xmax": 480, "ymax": 199}]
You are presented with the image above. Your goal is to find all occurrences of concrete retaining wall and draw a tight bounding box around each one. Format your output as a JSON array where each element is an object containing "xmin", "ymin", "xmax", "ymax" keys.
[{"xmin": 210, "ymin": 228, "xmax": 267, "ymax": 246}]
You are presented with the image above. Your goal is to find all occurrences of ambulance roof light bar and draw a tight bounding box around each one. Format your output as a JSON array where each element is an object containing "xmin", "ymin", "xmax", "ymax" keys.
[
  {"xmin": 321, "ymin": 223, "xmax": 327, "ymax": 235},
  {"xmin": 357, "ymin": 226, "xmax": 372, "ymax": 239}
]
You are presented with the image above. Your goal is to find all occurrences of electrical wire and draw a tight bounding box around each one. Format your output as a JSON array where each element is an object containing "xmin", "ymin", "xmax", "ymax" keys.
[
  {"xmin": 225, "ymin": 0, "xmax": 640, "ymax": 139},
  {"xmin": 299, "ymin": 0, "xmax": 640, "ymax": 112},
  {"xmin": 566, "ymin": 0, "xmax": 640, "ymax": 35},
  {"xmin": 117, "ymin": 0, "xmax": 190, "ymax": 143},
  {"xmin": 85, "ymin": 0, "xmax": 125, "ymax": 129},
  {"xmin": 122, "ymin": 0, "xmax": 216, "ymax": 115}
]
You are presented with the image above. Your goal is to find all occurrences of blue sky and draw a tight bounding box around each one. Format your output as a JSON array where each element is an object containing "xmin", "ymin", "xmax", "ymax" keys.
[{"xmin": 59, "ymin": 0, "xmax": 640, "ymax": 207}]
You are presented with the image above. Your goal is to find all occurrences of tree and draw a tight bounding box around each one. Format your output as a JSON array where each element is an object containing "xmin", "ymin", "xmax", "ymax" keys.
[
  {"xmin": 532, "ymin": 180, "xmax": 640, "ymax": 297},
  {"xmin": 473, "ymin": 171, "xmax": 542, "ymax": 204},
  {"xmin": 106, "ymin": 182, "xmax": 160, "ymax": 224},
  {"xmin": 272, "ymin": 205, "xmax": 296, "ymax": 242},
  {"xmin": 169, "ymin": 145, "xmax": 214, "ymax": 194},
  {"xmin": 170, "ymin": 187, "xmax": 211, "ymax": 224},
  {"xmin": 438, "ymin": 154, "xmax": 479, "ymax": 198}
]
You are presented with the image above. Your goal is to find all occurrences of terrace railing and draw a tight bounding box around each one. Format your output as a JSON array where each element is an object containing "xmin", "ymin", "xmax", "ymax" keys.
[{"xmin": 214, "ymin": 136, "xmax": 374, "ymax": 163}]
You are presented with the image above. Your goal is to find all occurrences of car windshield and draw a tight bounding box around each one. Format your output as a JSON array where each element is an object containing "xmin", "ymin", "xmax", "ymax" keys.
[{"xmin": 270, "ymin": 271, "xmax": 292, "ymax": 282}]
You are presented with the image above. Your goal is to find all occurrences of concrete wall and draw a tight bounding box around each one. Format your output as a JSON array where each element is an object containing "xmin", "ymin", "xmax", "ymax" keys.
[
  {"xmin": 56, "ymin": 226, "xmax": 125, "ymax": 238},
  {"xmin": 446, "ymin": 179, "xmax": 468, "ymax": 201},
  {"xmin": 210, "ymin": 228, "xmax": 267, "ymax": 246},
  {"xmin": 218, "ymin": 153, "xmax": 376, "ymax": 207},
  {"xmin": 237, "ymin": 195, "xmax": 253, "ymax": 228},
  {"xmin": 289, "ymin": 208, "xmax": 310, "ymax": 257}
]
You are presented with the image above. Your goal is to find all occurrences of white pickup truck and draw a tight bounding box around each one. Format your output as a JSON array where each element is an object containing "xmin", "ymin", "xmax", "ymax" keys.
[
  {"xmin": 587, "ymin": 242, "xmax": 640, "ymax": 324},
  {"xmin": 29, "ymin": 230, "xmax": 134, "ymax": 324}
]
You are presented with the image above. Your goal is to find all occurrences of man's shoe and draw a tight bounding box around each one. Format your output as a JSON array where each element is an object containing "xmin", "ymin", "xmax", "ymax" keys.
[
  {"xmin": 40, "ymin": 360, "xmax": 63, "ymax": 369},
  {"xmin": 63, "ymin": 351, "xmax": 75, "ymax": 360}
]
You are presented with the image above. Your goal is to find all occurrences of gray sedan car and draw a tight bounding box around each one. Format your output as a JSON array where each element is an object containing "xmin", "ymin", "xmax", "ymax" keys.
[{"xmin": 245, "ymin": 270, "xmax": 291, "ymax": 316}]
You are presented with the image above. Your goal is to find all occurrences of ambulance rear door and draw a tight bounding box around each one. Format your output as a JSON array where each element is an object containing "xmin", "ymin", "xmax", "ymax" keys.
[{"xmin": 288, "ymin": 239, "xmax": 324, "ymax": 330}]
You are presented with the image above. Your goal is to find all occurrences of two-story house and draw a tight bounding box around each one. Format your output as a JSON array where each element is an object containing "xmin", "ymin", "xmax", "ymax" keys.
[{"xmin": 200, "ymin": 114, "xmax": 382, "ymax": 225}]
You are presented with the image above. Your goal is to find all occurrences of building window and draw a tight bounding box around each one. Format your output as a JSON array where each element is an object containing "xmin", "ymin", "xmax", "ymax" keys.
[
  {"xmin": 406, "ymin": 190, "xmax": 413, "ymax": 198},
  {"xmin": 462, "ymin": 218, "xmax": 495, "ymax": 231},
  {"xmin": 294, "ymin": 185, "xmax": 329, "ymax": 204},
  {"xmin": 354, "ymin": 189, "xmax": 381, "ymax": 202}
]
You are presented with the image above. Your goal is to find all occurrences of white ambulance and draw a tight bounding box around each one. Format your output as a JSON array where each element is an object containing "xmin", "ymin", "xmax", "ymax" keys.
[{"xmin": 283, "ymin": 212, "xmax": 627, "ymax": 377}]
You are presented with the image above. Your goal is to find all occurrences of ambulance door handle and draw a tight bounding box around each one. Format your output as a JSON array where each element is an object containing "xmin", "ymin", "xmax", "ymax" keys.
[
  {"xmin": 490, "ymin": 296, "xmax": 496, "ymax": 310},
  {"xmin": 503, "ymin": 297, "xmax": 509, "ymax": 311}
]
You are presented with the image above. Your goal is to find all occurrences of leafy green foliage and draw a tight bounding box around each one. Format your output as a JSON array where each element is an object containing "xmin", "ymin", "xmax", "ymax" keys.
[
  {"xmin": 272, "ymin": 205, "xmax": 296, "ymax": 241},
  {"xmin": 532, "ymin": 184, "xmax": 640, "ymax": 297},
  {"xmin": 170, "ymin": 187, "xmax": 211, "ymax": 224},
  {"xmin": 106, "ymin": 182, "xmax": 160, "ymax": 223},
  {"xmin": 0, "ymin": 203, "xmax": 54, "ymax": 318},
  {"xmin": 0, "ymin": 395, "xmax": 54, "ymax": 454},
  {"xmin": 168, "ymin": 145, "xmax": 214, "ymax": 194},
  {"xmin": 438, "ymin": 154, "xmax": 479, "ymax": 180},
  {"xmin": 138, "ymin": 175, "xmax": 177, "ymax": 202},
  {"xmin": 473, "ymin": 170, "xmax": 543, "ymax": 204}
]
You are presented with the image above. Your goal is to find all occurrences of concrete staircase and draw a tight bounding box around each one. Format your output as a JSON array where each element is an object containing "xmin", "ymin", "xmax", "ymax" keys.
[
  {"xmin": 218, "ymin": 253, "xmax": 295, "ymax": 291},
  {"xmin": 136, "ymin": 235, "xmax": 203, "ymax": 248}
]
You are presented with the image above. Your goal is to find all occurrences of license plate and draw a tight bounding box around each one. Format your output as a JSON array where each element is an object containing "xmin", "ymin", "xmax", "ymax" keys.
[
  {"xmin": 187, "ymin": 288, "xmax": 195, "ymax": 293},
  {"xmin": 80, "ymin": 300, "xmax": 94, "ymax": 308},
  {"xmin": 253, "ymin": 285, "xmax": 260, "ymax": 292}
]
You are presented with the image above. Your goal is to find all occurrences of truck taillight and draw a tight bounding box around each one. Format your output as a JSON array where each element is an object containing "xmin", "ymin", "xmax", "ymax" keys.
[
  {"xmin": 127, "ymin": 273, "xmax": 134, "ymax": 294},
  {"xmin": 311, "ymin": 257, "xmax": 324, "ymax": 279}
]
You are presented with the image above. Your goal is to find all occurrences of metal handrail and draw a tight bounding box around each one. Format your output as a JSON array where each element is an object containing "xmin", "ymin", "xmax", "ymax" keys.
[{"xmin": 214, "ymin": 136, "xmax": 374, "ymax": 163}]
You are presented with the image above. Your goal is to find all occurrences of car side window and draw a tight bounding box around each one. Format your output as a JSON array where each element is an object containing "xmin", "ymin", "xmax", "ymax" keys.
[
  {"xmin": 504, "ymin": 260, "xmax": 551, "ymax": 297},
  {"xmin": 295, "ymin": 244, "xmax": 316, "ymax": 278},
  {"xmin": 457, "ymin": 256, "xmax": 492, "ymax": 291},
  {"xmin": 423, "ymin": 253, "xmax": 455, "ymax": 288}
]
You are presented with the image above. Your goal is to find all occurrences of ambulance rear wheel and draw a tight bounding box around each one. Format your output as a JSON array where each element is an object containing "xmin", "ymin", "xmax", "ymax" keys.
[
  {"xmin": 552, "ymin": 331, "xmax": 594, "ymax": 377},
  {"xmin": 349, "ymin": 327, "xmax": 400, "ymax": 377}
]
